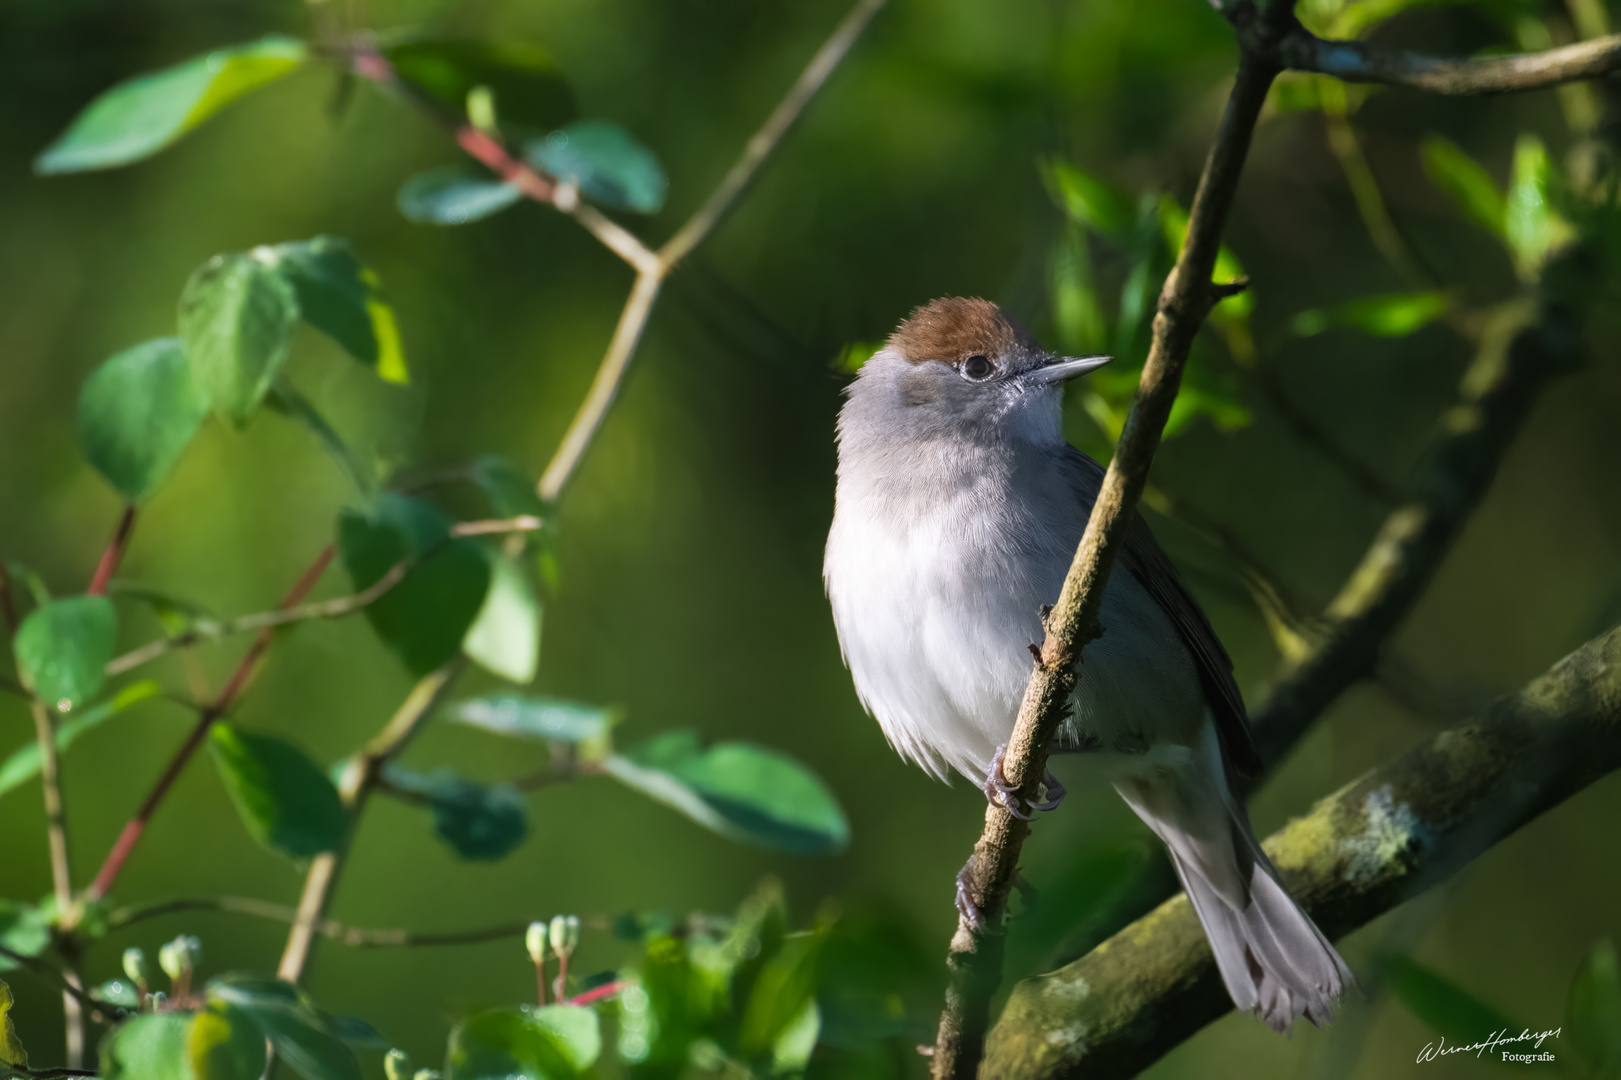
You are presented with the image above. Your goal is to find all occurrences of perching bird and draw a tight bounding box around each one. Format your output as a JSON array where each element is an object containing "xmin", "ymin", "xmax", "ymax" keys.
[{"xmin": 823, "ymin": 296, "xmax": 1350, "ymax": 1034}]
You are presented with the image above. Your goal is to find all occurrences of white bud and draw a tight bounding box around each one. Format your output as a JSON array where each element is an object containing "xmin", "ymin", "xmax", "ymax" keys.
[
  {"xmin": 525, "ymin": 921, "xmax": 548, "ymax": 965},
  {"xmin": 158, "ymin": 935, "xmax": 200, "ymax": 984},
  {"xmin": 122, "ymin": 947, "xmax": 148, "ymax": 985},
  {"xmin": 548, "ymin": 914, "xmax": 580, "ymax": 958}
]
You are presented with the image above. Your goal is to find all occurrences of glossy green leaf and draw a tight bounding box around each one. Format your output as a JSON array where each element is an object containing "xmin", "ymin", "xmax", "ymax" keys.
[
  {"xmin": 1042, "ymin": 160, "xmax": 1137, "ymax": 242},
  {"xmin": 1506, "ymin": 134, "xmax": 1572, "ymax": 278},
  {"xmin": 0, "ymin": 902, "xmax": 51, "ymax": 973},
  {"xmin": 382, "ymin": 39, "xmax": 576, "ymax": 132},
  {"xmin": 187, "ymin": 1004, "xmax": 268, "ymax": 1080},
  {"xmin": 13, "ymin": 595, "xmax": 117, "ymax": 711},
  {"xmin": 1421, "ymin": 135, "xmax": 1505, "ymax": 236},
  {"xmin": 78, "ymin": 337, "xmax": 209, "ymax": 502},
  {"xmin": 273, "ymin": 237, "xmax": 408, "ymax": 384},
  {"xmin": 208, "ymin": 976, "xmax": 360, "ymax": 1080},
  {"xmin": 337, "ymin": 494, "xmax": 492, "ymax": 676},
  {"xmin": 383, "ymin": 765, "xmax": 528, "ymax": 861},
  {"xmin": 100, "ymin": 1013, "xmax": 190, "ymax": 1080},
  {"xmin": 449, "ymin": 695, "xmax": 614, "ymax": 744},
  {"xmin": 35, "ymin": 36, "xmax": 307, "ymax": 174},
  {"xmin": 526, "ymin": 121, "xmax": 667, "ymax": 213},
  {"xmin": 1290, "ymin": 291, "xmax": 1450, "ymax": 338},
  {"xmin": 606, "ymin": 732, "xmax": 849, "ymax": 854},
  {"xmin": 462, "ymin": 554, "xmax": 540, "ymax": 683},
  {"xmin": 0, "ymin": 680, "xmax": 161, "ymax": 799},
  {"xmin": 1384, "ymin": 953, "xmax": 1526, "ymax": 1051},
  {"xmin": 0, "ymin": 980, "xmax": 26, "ymax": 1068},
  {"xmin": 398, "ymin": 169, "xmax": 523, "ymax": 225},
  {"xmin": 1568, "ymin": 939, "xmax": 1621, "ymax": 1076},
  {"xmin": 179, "ymin": 251, "xmax": 300, "ymax": 427},
  {"xmin": 447, "ymin": 1005, "xmax": 600, "ymax": 1080},
  {"xmin": 265, "ymin": 382, "xmax": 371, "ymax": 496},
  {"xmin": 470, "ymin": 455, "xmax": 549, "ymax": 520},
  {"xmin": 208, "ymin": 724, "xmax": 347, "ymax": 858}
]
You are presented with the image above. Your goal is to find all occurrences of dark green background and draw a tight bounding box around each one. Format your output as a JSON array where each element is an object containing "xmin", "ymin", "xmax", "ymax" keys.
[{"xmin": 3, "ymin": 0, "xmax": 1619, "ymax": 1076}]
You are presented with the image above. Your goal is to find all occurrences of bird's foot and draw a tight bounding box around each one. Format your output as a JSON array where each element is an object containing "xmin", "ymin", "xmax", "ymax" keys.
[
  {"xmin": 982, "ymin": 745, "xmax": 1066, "ymax": 819},
  {"xmin": 1031, "ymin": 769, "xmax": 1067, "ymax": 812},
  {"xmin": 955, "ymin": 860, "xmax": 986, "ymax": 930}
]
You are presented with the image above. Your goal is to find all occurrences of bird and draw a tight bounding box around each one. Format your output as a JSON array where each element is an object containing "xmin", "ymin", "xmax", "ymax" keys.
[{"xmin": 823, "ymin": 296, "xmax": 1350, "ymax": 1034}]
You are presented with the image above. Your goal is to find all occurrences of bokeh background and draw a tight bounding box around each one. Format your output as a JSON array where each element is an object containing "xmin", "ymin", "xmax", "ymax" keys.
[{"xmin": 3, "ymin": 0, "xmax": 1621, "ymax": 1076}]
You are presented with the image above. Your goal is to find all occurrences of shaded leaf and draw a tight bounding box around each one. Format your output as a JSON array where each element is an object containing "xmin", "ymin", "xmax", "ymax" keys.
[
  {"xmin": 1421, "ymin": 135, "xmax": 1505, "ymax": 236},
  {"xmin": 0, "ymin": 980, "xmax": 24, "ymax": 1068},
  {"xmin": 462, "ymin": 554, "xmax": 541, "ymax": 683},
  {"xmin": 337, "ymin": 494, "xmax": 491, "ymax": 676},
  {"xmin": 0, "ymin": 680, "xmax": 161, "ymax": 799},
  {"xmin": 606, "ymin": 733, "xmax": 849, "ymax": 854},
  {"xmin": 1290, "ymin": 291, "xmax": 1450, "ymax": 338},
  {"xmin": 179, "ymin": 251, "xmax": 300, "ymax": 428},
  {"xmin": 265, "ymin": 382, "xmax": 371, "ymax": 496},
  {"xmin": 447, "ymin": 1005, "xmax": 600, "ymax": 1079},
  {"xmin": 35, "ymin": 36, "xmax": 307, "ymax": 174},
  {"xmin": 188, "ymin": 1004, "xmax": 268, "ymax": 1080},
  {"xmin": 78, "ymin": 337, "xmax": 209, "ymax": 502},
  {"xmin": 526, "ymin": 121, "xmax": 667, "ymax": 213},
  {"xmin": 0, "ymin": 902, "xmax": 50, "ymax": 972},
  {"xmin": 449, "ymin": 695, "xmax": 614, "ymax": 744},
  {"xmin": 13, "ymin": 595, "xmax": 117, "ymax": 711},
  {"xmin": 208, "ymin": 724, "xmax": 347, "ymax": 858},
  {"xmin": 383, "ymin": 766, "xmax": 528, "ymax": 860},
  {"xmin": 739, "ymin": 929, "xmax": 827, "ymax": 1061},
  {"xmin": 470, "ymin": 455, "xmax": 549, "ymax": 520},
  {"xmin": 398, "ymin": 169, "xmax": 523, "ymax": 225},
  {"xmin": 1042, "ymin": 160, "xmax": 1137, "ymax": 242},
  {"xmin": 207, "ymin": 976, "xmax": 360, "ymax": 1080},
  {"xmin": 1384, "ymin": 953, "xmax": 1526, "ymax": 1051},
  {"xmin": 100, "ymin": 1013, "xmax": 189, "ymax": 1080},
  {"xmin": 273, "ymin": 237, "xmax": 408, "ymax": 384},
  {"xmin": 1568, "ymin": 939, "xmax": 1621, "ymax": 1076},
  {"xmin": 382, "ymin": 39, "xmax": 576, "ymax": 131}
]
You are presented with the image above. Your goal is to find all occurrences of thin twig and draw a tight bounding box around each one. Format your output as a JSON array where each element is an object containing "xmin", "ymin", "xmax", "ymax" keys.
[
  {"xmin": 0, "ymin": 946, "xmax": 123, "ymax": 1026},
  {"xmin": 86, "ymin": 506, "xmax": 136, "ymax": 597}
]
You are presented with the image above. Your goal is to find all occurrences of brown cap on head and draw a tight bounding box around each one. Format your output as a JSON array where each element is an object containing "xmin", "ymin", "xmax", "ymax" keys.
[{"xmin": 887, "ymin": 296, "xmax": 1042, "ymax": 365}]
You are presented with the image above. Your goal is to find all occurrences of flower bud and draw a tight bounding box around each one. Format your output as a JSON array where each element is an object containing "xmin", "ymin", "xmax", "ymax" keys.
[
  {"xmin": 525, "ymin": 921, "xmax": 548, "ymax": 965},
  {"xmin": 384, "ymin": 1048, "xmax": 412, "ymax": 1080},
  {"xmin": 122, "ymin": 947, "xmax": 148, "ymax": 986},
  {"xmin": 548, "ymin": 914, "xmax": 580, "ymax": 958},
  {"xmin": 158, "ymin": 935, "xmax": 201, "ymax": 984}
]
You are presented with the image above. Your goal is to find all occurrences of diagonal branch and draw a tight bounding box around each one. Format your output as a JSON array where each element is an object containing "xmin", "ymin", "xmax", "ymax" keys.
[{"xmin": 983, "ymin": 623, "xmax": 1621, "ymax": 1079}]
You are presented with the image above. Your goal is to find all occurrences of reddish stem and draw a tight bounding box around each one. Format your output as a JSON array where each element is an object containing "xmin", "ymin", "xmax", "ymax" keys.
[
  {"xmin": 88, "ymin": 506, "xmax": 137, "ymax": 596},
  {"xmin": 566, "ymin": 981, "xmax": 627, "ymax": 1008},
  {"xmin": 89, "ymin": 545, "xmax": 336, "ymax": 899}
]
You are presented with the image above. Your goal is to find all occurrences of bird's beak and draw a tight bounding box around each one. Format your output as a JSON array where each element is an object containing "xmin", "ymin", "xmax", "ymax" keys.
[{"xmin": 1031, "ymin": 354, "xmax": 1112, "ymax": 384}]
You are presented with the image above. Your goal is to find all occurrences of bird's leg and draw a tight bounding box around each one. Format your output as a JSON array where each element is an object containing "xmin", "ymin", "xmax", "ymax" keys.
[
  {"xmin": 1030, "ymin": 769, "xmax": 1067, "ymax": 812},
  {"xmin": 982, "ymin": 744, "xmax": 1036, "ymax": 820},
  {"xmin": 955, "ymin": 859, "xmax": 986, "ymax": 930}
]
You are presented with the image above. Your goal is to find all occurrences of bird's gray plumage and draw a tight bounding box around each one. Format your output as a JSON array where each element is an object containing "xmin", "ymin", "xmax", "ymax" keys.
[{"xmin": 823, "ymin": 296, "xmax": 1348, "ymax": 1034}]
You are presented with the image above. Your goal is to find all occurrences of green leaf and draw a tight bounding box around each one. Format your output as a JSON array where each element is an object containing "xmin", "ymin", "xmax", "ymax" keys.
[
  {"xmin": 398, "ymin": 169, "xmax": 523, "ymax": 225},
  {"xmin": 606, "ymin": 733, "xmax": 849, "ymax": 855},
  {"xmin": 13, "ymin": 595, "xmax": 117, "ymax": 711},
  {"xmin": 462, "ymin": 554, "xmax": 541, "ymax": 683},
  {"xmin": 381, "ymin": 39, "xmax": 576, "ymax": 132},
  {"xmin": 1568, "ymin": 939, "xmax": 1621, "ymax": 1076},
  {"xmin": 179, "ymin": 251, "xmax": 300, "ymax": 428},
  {"xmin": 273, "ymin": 237, "xmax": 408, "ymax": 384},
  {"xmin": 1289, "ymin": 291, "xmax": 1450, "ymax": 338},
  {"xmin": 449, "ymin": 695, "xmax": 614, "ymax": 744},
  {"xmin": 0, "ymin": 680, "xmax": 161, "ymax": 800},
  {"xmin": 35, "ymin": 36, "xmax": 307, "ymax": 174},
  {"xmin": 1051, "ymin": 224, "xmax": 1108, "ymax": 356},
  {"xmin": 739, "ymin": 929, "xmax": 828, "ymax": 1061},
  {"xmin": 0, "ymin": 980, "xmax": 25, "ymax": 1069},
  {"xmin": 383, "ymin": 766, "xmax": 528, "ymax": 861},
  {"xmin": 265, "ymin": 382, "xmax": 371, "ymax": 496},
  {"xmin": 208, "ymin": 724, "xmax": 347, "ymax": 859},
  {"xmin": 0, "ymin": 902, "xmax": 51, "ymax": 972},
  {"xmin": 833, "ymin": 341, "xmax": 882, "ymax": 374},
  {"xmin": 100, "ymin": 1014, "xmax": 190, "ymax": 1080},
  {"xmin": 1421, "ymin": 135, "xmax": 1505, "ymax": 237},
  {"xmin": 447, "ymin": 1005, "xmax": 601, "ymax": 1080},
  {"xmin": 771, "ymin": 999, "xmax": 820, "ymax": 1075},
  {"xmin": 1162, "ymin": 363, "xmax": 1251, "ymax": 439},
  {"xmin": 93, "ymin": 981, "xmax": 142, "ymax": 1009},
  {"xmin": 78, "ymin": 338, "xmax": 209, "ymax": 502},
  {"xmin": 1506, "ymin": 134, "xmax": 1573, "ymax": 278},
  {"xmin": 1041, "ymin": 160, "xmax": 1137, "ymax": 242},
  {"xmin": 337, "ymin": 494, "xmax": 492, "ymax": 676},
  {"xmin": 526, "ymin": 121, "xmax": 667, "ymax": 213},
  {"xmin": 187, "ymin": 1005, "xmax": 268, "ymax": 1080},
  {"xmin": 470, "ymin": 455, "xmax": 549, "ymax": 520},
  {"xmin": 207, "ymin": 976, "xmax": 360, "ymax": 1080},
  {"xmin": 1384, "ymin": 953, "xmax": 1527, "ymax": 1051}
]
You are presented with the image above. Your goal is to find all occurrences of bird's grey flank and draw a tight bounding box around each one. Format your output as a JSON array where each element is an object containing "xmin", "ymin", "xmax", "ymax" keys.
[{"xmin": 823, "ymin": 295, "xmax": 1350, "ymax": 1035}]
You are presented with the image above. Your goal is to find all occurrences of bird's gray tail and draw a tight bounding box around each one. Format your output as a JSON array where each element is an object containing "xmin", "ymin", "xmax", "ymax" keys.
[{"xmin": 1112, "ymin": 726, "xmax": 1351, "ymax": 1035}]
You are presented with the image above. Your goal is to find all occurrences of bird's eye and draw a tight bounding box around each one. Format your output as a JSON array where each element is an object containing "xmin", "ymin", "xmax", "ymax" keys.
[{"xmin": 962, "ymin": 355, "xmax": 995, "ymax": 381}]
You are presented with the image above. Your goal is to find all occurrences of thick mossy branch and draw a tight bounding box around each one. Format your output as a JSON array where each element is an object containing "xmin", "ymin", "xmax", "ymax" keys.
[{"xmin": 983, "ymin": 624, "xmax": 1621, "ymax": 1080}]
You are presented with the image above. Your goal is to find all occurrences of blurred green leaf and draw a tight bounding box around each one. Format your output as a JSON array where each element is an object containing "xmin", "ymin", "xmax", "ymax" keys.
[
  {"xmin": 1422, "ymin": 135, "xmax": 1505, "ymax": 237},
  {"xmin": 1162, "ymin": 363, "xmax": 1250, "ymax": 438},
  {"xmin": 450, "ymin": 695, "xmax": 613, "ymax": 751},
  {"xmin": 398, "ymin": 169, "xmax": 523, "ymax": 226},
  {"xmin": 0, "ymin": 680, "xmax": 161, "ymax": 800},
  {"xmin": 1290, "ymin": 291, "xmax": 1450, "ymax": 338},
  {"xmin": 188, "ymin": 1004, "xmax": 268, "ymax": 1080},
  {"xmin": 1384, "ymin": 953, "xmax": 1526, "ymax": 1051},
  {"xmin": 93, "ymin": 980, "xmax": 141, "ymax": 1009},
  {"xmin": 265, "ymin": 381, "xmax": 372, "ymax": 497},
  {"xmin": 100, "ymin": 1013, "xmax": 190, "ymax": 1080},
  {"xmin": 34, "ymin": 36, "xmax": 306, "ymax": 174},
  {"xmin": 78, "ymin": 337, "xmax": 209, "ymax": 503},
  {"xmin": 772, "ymin": 999, "xmax": 819, "ymax": 1075},
  {"xmin": 0, "ymin": 902, "xmax": 51, "ymax": 972},
  {"xmin": 208, "ymin": 976, "xmax": 360, "ymax": 1080},
  {"xmin": 383, "ymin": 766, "xmax": 528, "ymax": 861},
  {"xmin": 1269, "ymin": 72, "xmax": 1322, "ymax": 112},
  {"xmin": 273, "ymin": 237, "xmax": 408, "ymax": 384},
  {"xmin": 463, "ymin": 554, "xmax": 541, "ymax": 684},
  {"xmin": 338, "ymin": 494, "xmax": 492, "ymax": 676},
  {"xmin": 739, "ymin": 929, "xmax": 827, "ymax": 1061},
  {"xmin": 471, "ymin": 455, "xmax": 549, "ymax": 520},
  {"xmin": 1051, "ymin": 224, "xmax": 1107, "ymax": 356},
  {"xmin": 526, "ymin": 121, "xmax": 667, "ymax": 213},
  {"xmin": 607, "ymin": 733, "xmax": 849, "ymax": 855},
  {"xmin": 1506, "ymin": 134, "xmax": 1573, "ymax": 279},
  {"xmin": 382, "ymin": 39, "xmax": 576, "ymax": 132},
  {"xmin": 447, "ymin": 1006, "xmax": 601, "ymax": 1079},
  {"xmin": 208, "ymin": 724, "xmax": 347, "ymax": 859},
  {"xmin": 1568, "ymin": 939, "xmax": 1621, "ymax": 1076},
  {"xmin": 0, "ymin": 980, "xmax": 25, "ymax": 1068},
  {"xmin": 1159, "ymin": 197, "xmax": 1252, "ymax": 318},
  {"xmin": 1041, "ymin": 160, "xmax": 1136, "ymax": 242},
  {"xmin": 179, "ymin": 251, "xmax": 300, "ymax": 428},
  {"xmin": 834, "ymin": 341, "xmax": 882, "ymax": 375},
  {"xmin": 13, "ymin": 595, "xmax": 117, "ymax": 711}
]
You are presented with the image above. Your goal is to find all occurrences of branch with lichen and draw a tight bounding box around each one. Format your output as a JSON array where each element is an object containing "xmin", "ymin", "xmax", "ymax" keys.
[{"xmin": 983, "ymin": 622, "xmax": 1621, "ymax": 1079}]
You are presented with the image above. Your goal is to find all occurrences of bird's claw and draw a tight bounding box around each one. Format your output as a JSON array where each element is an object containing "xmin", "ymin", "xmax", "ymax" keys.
[
  {"xmin": 1031, "ymin": 770, "xmax": 1067, "ymax": 812},
  {"xmin": 955, "ymin": 861, "xmax": 986, "ymax": 930},
  {"xmin": 982, "ymin": 745, "xmax": 1066, "ymax": 819}
]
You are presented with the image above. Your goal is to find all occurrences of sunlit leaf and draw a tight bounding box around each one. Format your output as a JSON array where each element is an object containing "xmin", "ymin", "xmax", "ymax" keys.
[
  {"xmin": 208, "ymin": 724, "xmax": 347, "ymax": 859},
  {"xmin": 13, "ymin": 595, "xmax": 117, "ymax": 711},
  {"xmin": 1384, "ymin": 953, "xmax": 1526, "ymax": 1051},
  {"xmin": 1041, "ymin": 160, "xmax": 1137, "ymax": 242},
  {"xmin": 1567, "ymin": 939, "xmax": 1621, "ymax": 1076},
  {"xmin": 834, "ymin": 341, "xmax": 882, "ymax": 374},
  {"xmin": 179, "ymin": 251, "xmax": 300, "ymax": 428},
  {"xmin": 526, "ymin": 121, "xmax": 667, "ymax": 213},
  {"xmin": 100, "ymin": 1013, "xmax": 190, "ymax": 1080},
  {"xmin": 397, "ymin": 168, "xmax": 523, "ymax": 225},
  {"xmin": 337, "ymin": 494, "xmax": 491, "ymax": 676},
  {"xmin": 0, "ymin": 980, "xmax": 24, "ymax": 1068},
  {"xmin": 208, "ymin": 977, "xmax": 359, "ymax": 1080},
  {"xmin": 383, "ymin": 765, "xmax": 528, "ymax": 861},
  {"xmin": 35, "ymin": 36, "xmax": 307, "ymax": 174},
  {"xmin": 448, "ymin": 1006, "xmax": 600, "ymax": 1079},
  {"xmin": 772, "ymin": 999, "xmax": 820, "ymax": 1074},
  {"xmin": 188, "ymin": 1004, "xmax": 268, "ymax": 1080},
  {"xmin": 78, "ymin": 338, "xmax": 209, "ymax": 503},
  {"xmin": 1506, "ymin": 134, "xmax": 1573, "ymax": 279},
  {"xmin": 1163, "ymin": 365, "xmax": 1251, "ymax": 438},
  {"xmin": 1290, "ymin": 291, "xmax": 1450, "ymax": 338},
  {"xmin": 462, "ymin": 553, "xmax": 540, "ymax": 683},
  {"xmin": 606, "ymin": 732, "xmax": 849, "ymax": 855},
  {"xmin": 382, "ymin": 39, "xmax": 576, "ymax": 132},
  {"xmin": 1421, "ymin": 135, "xmax": 1505, "ymax": 237},
  {"xmin": 0, "ymin": 902, "xmax": 50, "ymax": 973},
  {"xmin": 449, "ymin": 695, "xmax": 614, "ymax": 744},
  {"xmin": 273, "ymin": 237, "xmax": 408, "ymax": 384},
  {"xmin": 1159, "ymin": 197, "xmax": 1252, "ymax": 318},
  {"xmin": 0, "ymin": 680, "xmax": 161, "ymax": 799}
]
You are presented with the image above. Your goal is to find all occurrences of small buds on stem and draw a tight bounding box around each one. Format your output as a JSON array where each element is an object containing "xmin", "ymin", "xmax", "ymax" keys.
[
  {"xmin": 157, "ymin": 935, "xmax": 201, "ymax": 1000},
  {"xmin": 548, "ymin": 915, "xmax": 580, "ymax": 1003},
  {"xmin": 525, "ymin": 920, "xmax": 549, "ymax": 1006},
  {"xmin": 121, "ymin": 947, "xmax": 148, "ymax": 1006}
]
